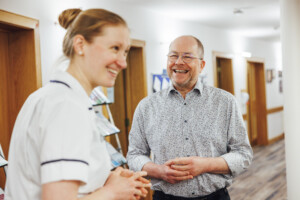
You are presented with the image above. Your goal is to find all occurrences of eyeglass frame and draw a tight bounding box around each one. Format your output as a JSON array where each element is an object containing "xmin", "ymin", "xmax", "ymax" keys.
[{"xmin": 167, "ymin": 52, "xmax": 203, "ymax": 63}]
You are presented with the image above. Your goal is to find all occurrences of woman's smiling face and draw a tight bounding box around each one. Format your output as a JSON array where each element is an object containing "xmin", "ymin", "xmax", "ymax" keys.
[{"xmin": 83, "ymin": 25, "xmax": 130, "ymax": 88}]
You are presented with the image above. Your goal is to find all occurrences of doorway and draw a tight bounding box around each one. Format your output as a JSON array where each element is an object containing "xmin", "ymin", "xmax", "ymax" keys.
[
  {"xmin": 215, "ymin": 57, "xmax": 235, "ymax": 95},
  {"xmin": 108, "ymin": 39, "xmax": 148, "ymax": 155},
  {"xmin": 247, "ymin": 61, "xmax": 268, "ymax": 145},
  {"xmin": 0, "ymin": 10, "xmax": 42, "ymax": 188}
]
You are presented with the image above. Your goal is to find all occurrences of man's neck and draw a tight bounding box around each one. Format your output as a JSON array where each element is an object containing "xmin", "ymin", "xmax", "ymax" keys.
[{"xmin": 173, "ymin": 83, "xmax": 196, "ymax": 99}]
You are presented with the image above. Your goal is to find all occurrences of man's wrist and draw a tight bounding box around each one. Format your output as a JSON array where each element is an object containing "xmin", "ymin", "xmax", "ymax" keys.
[{"xmin": 142, "ymin": 162, "xmax": 164, "ymax": 180}]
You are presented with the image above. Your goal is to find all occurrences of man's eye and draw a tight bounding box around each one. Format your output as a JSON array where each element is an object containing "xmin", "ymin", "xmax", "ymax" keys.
[
  {"xmin": 183, "ymin": 56, "xmax": 193, "ymax": 59},
  {"xmin": 170, "ymin": 55, "xmax": 178, "ymax": 58}
]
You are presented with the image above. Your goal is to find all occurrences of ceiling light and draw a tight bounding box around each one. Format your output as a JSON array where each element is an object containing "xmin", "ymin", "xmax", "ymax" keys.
[
  {"xmin": 233, "ymin": 8, "xmax": 243, "ymax": 15},
  {"xmin": 274, "ymin": 25, "xmax": 280, "ymax": 30}
]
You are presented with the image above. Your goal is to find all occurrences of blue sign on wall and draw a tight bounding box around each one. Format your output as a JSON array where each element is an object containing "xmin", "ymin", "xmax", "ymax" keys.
[{"xmin": 152, "ymin": 69, "xmax": 171, "ymax": 93}]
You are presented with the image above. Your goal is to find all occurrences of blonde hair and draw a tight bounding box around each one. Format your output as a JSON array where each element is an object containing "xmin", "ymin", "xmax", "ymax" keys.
[{"xmin": 58, "ymin": 8, "xmax": 127, "ymax": 58}]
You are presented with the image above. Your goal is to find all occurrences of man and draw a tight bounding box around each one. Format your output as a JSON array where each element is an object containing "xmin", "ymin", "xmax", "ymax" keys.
[{"xmin": 127, "ymin": 35, "xmax": 253, "ymax": 200}]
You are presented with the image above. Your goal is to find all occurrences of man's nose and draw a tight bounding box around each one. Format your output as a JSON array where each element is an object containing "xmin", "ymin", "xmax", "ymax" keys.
[{"xmin": 175, "ymin": 55, "xmax": 185, "ymax": 64}]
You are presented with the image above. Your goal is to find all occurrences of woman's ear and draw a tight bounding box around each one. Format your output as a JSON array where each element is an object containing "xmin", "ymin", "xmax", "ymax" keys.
[{"xmin": 73, "ymin": 34, "xmax": 85, "ymax": 56}]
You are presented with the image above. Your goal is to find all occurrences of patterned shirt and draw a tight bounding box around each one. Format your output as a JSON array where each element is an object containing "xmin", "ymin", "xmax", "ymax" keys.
[{"xmin": 127, "ymin": 81, "xmax": 253, "ymax": 197}]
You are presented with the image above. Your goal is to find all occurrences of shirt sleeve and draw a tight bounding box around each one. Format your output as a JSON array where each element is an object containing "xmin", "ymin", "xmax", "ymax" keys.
[
  {"xmin": 221, "ymin": 98, "xmax": 253, "ymax": 177},
  {"xmin": 39, "ymin": 98, "xmax": 92, "ymax": 184},
  {"xmin": 126, "ymin": 101, "xmax": 152, "ymax": 172}
]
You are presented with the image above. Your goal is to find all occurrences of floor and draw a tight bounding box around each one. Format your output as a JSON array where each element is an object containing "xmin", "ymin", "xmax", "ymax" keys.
[{"xmin": 228, "ymin": 139, "xmax": 287, "ymax": 200}]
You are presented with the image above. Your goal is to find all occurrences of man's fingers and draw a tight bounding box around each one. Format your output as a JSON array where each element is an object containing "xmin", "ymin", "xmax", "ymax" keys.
[
  {"xmin": 164, "ymin": 160, "xmax": 173, "ymax": 166},
  {"xmin": 170, "ymin": 164, "xmax": 190, "ymax": 171},
  {"xmin": 167, "ymin": 168, "xmax": 190, "ymax": 177},
  {"xmin": 170, "ymin": 158, "xmax": 191, "ymax": 165},
  {"xmin": 172, "ymin": 175, "xmax": 193, "ymax": 181}
]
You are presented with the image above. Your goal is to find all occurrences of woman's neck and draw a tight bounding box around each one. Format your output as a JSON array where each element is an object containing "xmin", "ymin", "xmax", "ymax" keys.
[{"xmin": 67, "ymin": 59, "xmax": 93, "ymax": 95}]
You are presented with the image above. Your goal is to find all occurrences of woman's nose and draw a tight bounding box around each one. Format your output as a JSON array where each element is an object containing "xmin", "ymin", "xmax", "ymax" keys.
[{"xmin": 117, "ymin": 54, "xmax": 127, "ymax": 69}]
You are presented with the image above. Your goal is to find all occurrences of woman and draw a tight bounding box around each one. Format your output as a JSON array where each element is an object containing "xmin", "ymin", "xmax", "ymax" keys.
[{"xmin": 5, "ymin": 8, "xmax": 150, "ymax": 200}]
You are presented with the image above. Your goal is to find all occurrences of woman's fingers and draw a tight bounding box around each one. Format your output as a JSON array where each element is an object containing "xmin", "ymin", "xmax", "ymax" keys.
[
  {"xmin": 132, "ymin": 171, "xmax": 147, "ymax": 179},
  {"xmin": 137, "ymin": 176, "xmax": 150, "ymax": 184},
  {"xmin": 120, "ymin": 168, "xmax": 134, "ymax": 177},
  {"xmin": 140, "ymin": 187, "xmax": 148, "ymax": 195}
]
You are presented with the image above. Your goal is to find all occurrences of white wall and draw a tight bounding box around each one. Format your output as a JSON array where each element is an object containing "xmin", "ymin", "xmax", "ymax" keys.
[{"xmin": 0, "ymin": 0, "xmax": 283, "ymax": 140}]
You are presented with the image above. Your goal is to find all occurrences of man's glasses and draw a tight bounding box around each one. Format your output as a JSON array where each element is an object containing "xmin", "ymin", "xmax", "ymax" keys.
[{"xmin": 167, "ymin": 52, "xmax": 202, "ymax": 63}]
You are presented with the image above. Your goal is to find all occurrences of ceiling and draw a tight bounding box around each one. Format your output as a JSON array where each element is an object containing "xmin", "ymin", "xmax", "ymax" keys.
[{"xmin": 118, "ymin": 0, "xmax": 280, "ymax": 42}]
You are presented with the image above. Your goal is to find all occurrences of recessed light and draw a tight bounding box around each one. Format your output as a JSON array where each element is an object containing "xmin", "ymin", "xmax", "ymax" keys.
[{"xmin": 233, "ymin": 8, "xmax": 243, "ymax": 15}]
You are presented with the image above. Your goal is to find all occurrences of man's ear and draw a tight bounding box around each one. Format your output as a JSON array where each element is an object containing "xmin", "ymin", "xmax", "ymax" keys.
[
  {"xmin": 199, "ymin": 60, "xmax": 206, "ymax": 73},
  {"xmin": 73, "ymin": 34, "xmax": 85, "ymax": 56}
]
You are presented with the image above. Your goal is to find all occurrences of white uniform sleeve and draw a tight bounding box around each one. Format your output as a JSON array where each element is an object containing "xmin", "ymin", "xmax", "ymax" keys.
[{"xmin": 39, "ymin": 99, "xmax": 93, "ymax": 185}]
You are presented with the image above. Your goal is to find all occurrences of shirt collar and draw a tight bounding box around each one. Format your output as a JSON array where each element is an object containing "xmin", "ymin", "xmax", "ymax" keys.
[
  {"xmin": 49, "ymin": 70, "xmax": 92, "ymax": 106},
  {"xmin": 167, "ymin": 80, "xmax": 203, "ymax": 96}
]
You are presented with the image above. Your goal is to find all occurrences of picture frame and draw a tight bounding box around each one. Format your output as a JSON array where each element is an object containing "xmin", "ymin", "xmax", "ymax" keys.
[
  {"xmin": 279, "ymin": 79, "xmax": 283, "ymax": 93},
  {"xmin": 266, "ymin": 69, "xmax": 273, "ymax": 83},
  {"xmin": 278, "ymin": 70, "xmax": 283, "ymax": 78}
]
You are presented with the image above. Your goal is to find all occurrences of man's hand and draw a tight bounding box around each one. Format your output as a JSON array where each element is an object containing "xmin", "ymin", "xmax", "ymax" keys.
[
  {"xmin": 165, "ymin": 157, "xmax": 207, "ymax": 177},
  {"xmin": 159, "ymin": 162, "xmax": 193, "ymax": 184},
  {"xmin": 142, "ymin": 162, "xmax": 193, "ymax": 184},
  {"xmin": 165, "ymin": 156, "xmax": 230, "ymax": 177}
]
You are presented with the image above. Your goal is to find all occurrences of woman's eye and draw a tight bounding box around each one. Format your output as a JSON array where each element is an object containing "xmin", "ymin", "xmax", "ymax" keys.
[{"xmin": 113, "ymin": 46, "xmax": 120, "ymax": 51}]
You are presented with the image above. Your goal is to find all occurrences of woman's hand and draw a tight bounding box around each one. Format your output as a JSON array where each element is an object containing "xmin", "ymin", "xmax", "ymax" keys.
[
  {"xmin": 119, "ymin": 168, "xmax": 151, "ymax": 199},
  {"xmin": 103, "ymin": 167, "xmax": 151, "ymax": 200}
]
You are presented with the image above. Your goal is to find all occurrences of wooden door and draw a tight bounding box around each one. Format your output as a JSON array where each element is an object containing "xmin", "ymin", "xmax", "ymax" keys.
[
  {"xmin": 247, "ymin": 61, "xmax": 268, "ymax": 145},
  {"xmin": 107, "ymin": 39, "xmax": 151, "ymax": 200},
  {"xmin": 216, "ymin": 57, "xmax": 235, "ymax": 95},
  {"xmin": 108, "ymin": 39, "xmax": 148, "ymax": 155},
  {"xmin": 247, "ymin": 64, "xmax": 258, "ymax": 144},
  {"xmin": 0, "ymin": 10, "xmax": 42, "ymax": 188}
]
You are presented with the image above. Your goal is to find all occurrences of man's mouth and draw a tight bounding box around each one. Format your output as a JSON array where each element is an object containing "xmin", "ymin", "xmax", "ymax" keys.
[{"xmin": 173, "ymin": 69, "xmax": 188, "ymax": 73}]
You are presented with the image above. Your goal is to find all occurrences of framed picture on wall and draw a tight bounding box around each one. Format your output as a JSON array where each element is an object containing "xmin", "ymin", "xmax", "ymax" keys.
[
  {"xmin": 266, "ymin": 69, "xmax": 273, "ymax": 83},
  {"xmin": 279, "ymin": 79, "xmax": 283, "ymax": 93},
  {"xmin": 278, "ymin": 70, "xmax": 283, "ymax": 78}
]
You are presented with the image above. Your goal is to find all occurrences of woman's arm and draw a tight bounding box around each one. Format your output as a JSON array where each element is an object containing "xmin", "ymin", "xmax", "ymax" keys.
[{"xmin": 42, "ymin": 168, "xmax": 151, "ymax": 200}]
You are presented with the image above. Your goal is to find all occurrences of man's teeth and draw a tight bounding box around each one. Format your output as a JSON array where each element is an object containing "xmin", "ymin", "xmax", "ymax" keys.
[
  {"xmin": 108, "ymin": 69, "xmax": 118, "ymax": 74},
  {"xmin": 174, "ymin": 69, "xmax": 188, "ymax": 73}
]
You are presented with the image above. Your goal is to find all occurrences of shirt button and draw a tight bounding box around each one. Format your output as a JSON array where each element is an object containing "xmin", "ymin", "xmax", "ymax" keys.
[
  {"xmin": 185, "ymin": 138, "xmax": 189, "ymax": 140},
  {"xmin": 192, "ymin": 192, "xmax": 195, "ymax": 195},
  {"xmin": 184, "ymin": 103, "xmax": 187, "ymax": 105},
  {"xmin": 187, "ymin": 155, "xmax": 190, "ymax": 157},
  {"xmin": 184, "ymin": 120, "xmax": 187, "ymax": 123}
]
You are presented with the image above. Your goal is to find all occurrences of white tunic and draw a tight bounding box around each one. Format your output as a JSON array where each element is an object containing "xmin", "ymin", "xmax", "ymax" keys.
[{"xmin": 5, "ymin": 71, "xmax": 111, "ymax": 200}]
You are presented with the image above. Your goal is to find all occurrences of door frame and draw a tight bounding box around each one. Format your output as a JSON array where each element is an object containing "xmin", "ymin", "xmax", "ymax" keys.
[
  {"xmin": 0, "ymin": 9, "xmax": 42, "ymax": 188},
  {"xmin": 212, "ymin": 51, "xmax": 235, "ymax": 93},
  {"xmin": 107, "ymin": 38, "xmax": 148, "ymax": 155},
  {"xmin": 246, "ymin": 57, "xmax": 268, "ymax": 145}
]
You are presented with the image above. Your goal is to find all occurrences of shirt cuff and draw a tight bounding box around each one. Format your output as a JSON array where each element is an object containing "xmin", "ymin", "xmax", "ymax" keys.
[
  {"xmin": 129, "ymin": 156, "xmax": 152, "ymax": 172},
  {"xmin": 221, "ymin": 153, "xmax": 251, "ymax": 177}
]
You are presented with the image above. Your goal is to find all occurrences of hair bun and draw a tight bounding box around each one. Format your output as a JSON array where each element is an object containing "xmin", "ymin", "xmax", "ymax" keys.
[{"xmin": 58, "ymin": 8, "xmax": 82, "ymax": 29}]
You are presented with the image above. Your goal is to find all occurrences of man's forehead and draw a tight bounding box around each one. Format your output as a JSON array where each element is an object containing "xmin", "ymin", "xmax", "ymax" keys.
[
  {"xmin": 169, "ymin": 42, "xmax": 198, "ymax": 53},
  {"xmin": 169, "ymin": 51, "xmax": 194, "ymax": 55}
]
